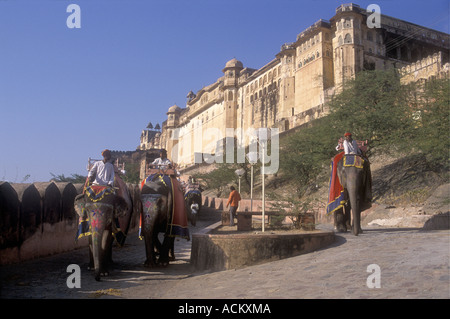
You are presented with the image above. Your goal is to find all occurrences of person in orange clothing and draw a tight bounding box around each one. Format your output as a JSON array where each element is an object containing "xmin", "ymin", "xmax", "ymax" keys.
[{"xmin": 226, "ymin": 186, "xmax": 241, "ymax": 226}]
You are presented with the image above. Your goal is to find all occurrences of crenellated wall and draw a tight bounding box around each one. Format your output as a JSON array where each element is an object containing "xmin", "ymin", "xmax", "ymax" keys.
[
  {"xmin": 0, "ymin": 181, "xmax": 140, "ymax": 265},
  {"xmin": 400, "ymin": 52, "xmax": 449, "ymax": 84}
]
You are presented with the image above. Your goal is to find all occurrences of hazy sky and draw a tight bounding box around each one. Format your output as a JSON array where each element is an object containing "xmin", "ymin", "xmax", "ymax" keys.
[{"xmin": 0, "ymin": 0, "xmax": 448, "ymax": 182}]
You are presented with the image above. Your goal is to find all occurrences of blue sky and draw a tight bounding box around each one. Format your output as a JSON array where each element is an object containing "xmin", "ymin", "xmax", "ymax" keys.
[{"xmin": 0, "ymin": 0, "xmax": 448, "ymax": 182}]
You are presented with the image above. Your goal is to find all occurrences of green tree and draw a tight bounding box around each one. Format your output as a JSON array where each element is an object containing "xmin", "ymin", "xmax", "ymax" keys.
[
  {"xmin": 328, "ymin": 69, "xmax": 412, "ymax": 149},
  {"xmin": 279, "ymin": 69, "xmax": 431, "ymax": 197},
  {"xmin": 411, "ymin": 78, "xmax": 450, "ymax": 165},
  {"xmin": 50, "ymin": 173, "xmax": 86, "ymax": 183}
]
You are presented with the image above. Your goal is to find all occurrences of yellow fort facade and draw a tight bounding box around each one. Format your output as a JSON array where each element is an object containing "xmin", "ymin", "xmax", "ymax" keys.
[{"xmin": 139, "ymin": 3, "xmax": 449, "ymax": 170}]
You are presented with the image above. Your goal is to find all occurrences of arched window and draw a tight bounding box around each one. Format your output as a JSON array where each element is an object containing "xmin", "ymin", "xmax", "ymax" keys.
[
  {"xmin": 344, "ymin": 33, "xmax": 352, "ymax": 44},
  {"xmin": 338, "ymin": 35, "xmax": 343, "ymax": 46}
]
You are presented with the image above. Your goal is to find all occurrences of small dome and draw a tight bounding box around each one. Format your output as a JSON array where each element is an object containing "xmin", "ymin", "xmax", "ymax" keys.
[
  {"xmin": 224, "ymin": 58, "xmax": 243, "ymax": 69},
  {"xmin": 167, "ymin": 104, "xmax": 181, "ymax": 113}
]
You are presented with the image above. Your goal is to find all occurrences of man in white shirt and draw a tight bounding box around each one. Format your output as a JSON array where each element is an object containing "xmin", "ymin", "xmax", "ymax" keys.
[
  {"xmin": 88, "ymin": 149, "xmax": 115, "ymax": 186},
  {"xmin": 343, "ymin": 132, "xmax": 361, "ymax": 155},
  {"xmin": 152, "ymin": 149, "xmax": 172, "ymax": 168}
]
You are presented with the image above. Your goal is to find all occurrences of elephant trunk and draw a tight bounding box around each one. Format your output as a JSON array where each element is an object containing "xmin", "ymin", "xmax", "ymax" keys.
[
  {"xmin": 346, "ymin": 176, "xmax": 361, "ymax": 236},
  {"xmin": 91, "ymin": 231, "xmax": 102, "ymax": 281},
  {"xmin": 87, "ymin": 202, "xmax": 114, "ymax": 281}
]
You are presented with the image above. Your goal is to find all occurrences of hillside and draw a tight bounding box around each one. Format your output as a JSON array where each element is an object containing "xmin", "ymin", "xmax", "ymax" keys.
[
  {"xmin": 196, "ymin": 150, "xmax": 449, "ymax": 229},
  {"xmin": 194, "ymin": 71, "xmax": 449, "ymax": 229}
]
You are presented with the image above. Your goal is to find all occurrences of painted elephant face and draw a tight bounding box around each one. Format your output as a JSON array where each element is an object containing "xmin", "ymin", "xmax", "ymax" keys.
[
  {"xmin": 141, "ymin": 194, "xmax": 167, "ymax": 232},
  {"xmin": 85, "ymin": 202, "xmax": 114, "ymax": 235}
]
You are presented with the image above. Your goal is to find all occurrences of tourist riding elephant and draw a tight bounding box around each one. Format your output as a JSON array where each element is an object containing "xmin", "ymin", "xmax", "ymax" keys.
[
  {"xmin": 334, "ymin": 155, "xmax": 372, "ymax": 236},
  {"xmin": 74, "ymin": 184, "xmax": 130, "ymax": 281}
]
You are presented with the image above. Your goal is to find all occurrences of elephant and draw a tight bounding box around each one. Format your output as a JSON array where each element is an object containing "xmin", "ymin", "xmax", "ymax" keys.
[
  {"xmin": 334, "ymin": 154, "xmax": 372, "ymax": 236},
  {"xmin": 185, "ymin": 189, "xmax": 202, "ymax": 227},
  {"xmin": 74, "ymin": 183, "xmax": 130, "ymax": 281},
  {"xmin": 140, "ymin": 174, "xmax": 189, "ymax": 267}
]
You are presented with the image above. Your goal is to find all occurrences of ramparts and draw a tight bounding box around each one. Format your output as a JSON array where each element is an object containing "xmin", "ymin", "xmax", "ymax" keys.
[{"xmin": 0, "ymin": 181, "xmax": 140, "ymax": 265}]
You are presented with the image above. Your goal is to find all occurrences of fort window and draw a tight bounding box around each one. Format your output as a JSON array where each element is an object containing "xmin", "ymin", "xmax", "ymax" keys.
[
  {"xmin": 344, "ymin": 18, "xmax": 352, "ymax": 28},
  {"xmin": 344, "ymin": 33, "xmax": 352, "ymax": 44},
  {"xmin": 338, "ymin": 35, "xmax": 343, "ymax": 45}
]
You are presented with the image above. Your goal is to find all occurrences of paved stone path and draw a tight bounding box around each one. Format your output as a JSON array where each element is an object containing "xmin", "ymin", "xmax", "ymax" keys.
[{"xmin": 1, "ymin": 212, "xmax": 449, "ymax": 299}]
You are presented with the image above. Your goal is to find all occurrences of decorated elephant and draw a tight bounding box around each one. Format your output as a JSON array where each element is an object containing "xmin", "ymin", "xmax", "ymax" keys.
[
  {"xmin": 327, "ymin": 153, "xmax": 372, "ymax": 236},
  {"xmin": 140, "ymin": 174, "xmax": 189, "ymax": 267},
  {"xmin": 74, "ymin": 178, "xmax": 132, "ymax": 281}
]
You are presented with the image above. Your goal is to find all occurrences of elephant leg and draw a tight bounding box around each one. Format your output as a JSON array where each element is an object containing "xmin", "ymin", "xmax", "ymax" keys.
[
  {"xmin": 169, "ymin": 237, "xmax": 175, "ymax": 261},
  {"xmin": 344, "ymin": 203, "xmax": 351, "ymax": 231},
  {"xmin": 334, "ymin": 208, "xmax": 347, "ymax": 232},
  {"xmin": 158, "ymin": 236, "xmax": 172, "ymax": 267},
  {"xmin": 88, "ymin": 237, "xmax": 94, "ymax": 270},
  {"xmin": 153, "ymin": 235, "xmax": 163, "ymax": 256},
  {"xmin": 143, "ymin": 235, "xmax": 154, "ymax": 267}
]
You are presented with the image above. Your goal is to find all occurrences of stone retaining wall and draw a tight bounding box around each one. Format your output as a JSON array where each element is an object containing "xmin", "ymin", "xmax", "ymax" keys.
[
  {"xmin": 0, "ymin": 181, "xmax": 140, "ymax": 265},
  {"xmin": 191, "ymin": 225, "xmax": 335, "ymax": 271}
]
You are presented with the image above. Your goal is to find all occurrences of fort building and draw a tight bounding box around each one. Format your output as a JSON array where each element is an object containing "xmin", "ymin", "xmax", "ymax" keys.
[{"xmin": 139, "ymin": 3, "xmax": 449, "ymax": 172}]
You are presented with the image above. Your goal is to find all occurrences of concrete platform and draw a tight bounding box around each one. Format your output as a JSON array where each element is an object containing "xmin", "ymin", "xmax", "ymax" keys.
[{"xmin": 190, "ymin": 222, "xmax": 335, "ymax": 271}]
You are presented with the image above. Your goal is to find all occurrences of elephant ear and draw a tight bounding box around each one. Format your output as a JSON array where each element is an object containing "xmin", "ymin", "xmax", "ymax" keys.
[
  {"xmin": 74, "ymin": 194, "xmax": 86, "ymax": 217},
  {"xmin": 114, "ymin": 195, "xmax": 129, "ymax": 218}
]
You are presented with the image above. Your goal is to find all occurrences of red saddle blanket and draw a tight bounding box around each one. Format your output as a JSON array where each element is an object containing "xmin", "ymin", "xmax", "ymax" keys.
[{"xmin": 326, "ymin": 152, "xmax": 345, "ymax": 215}]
